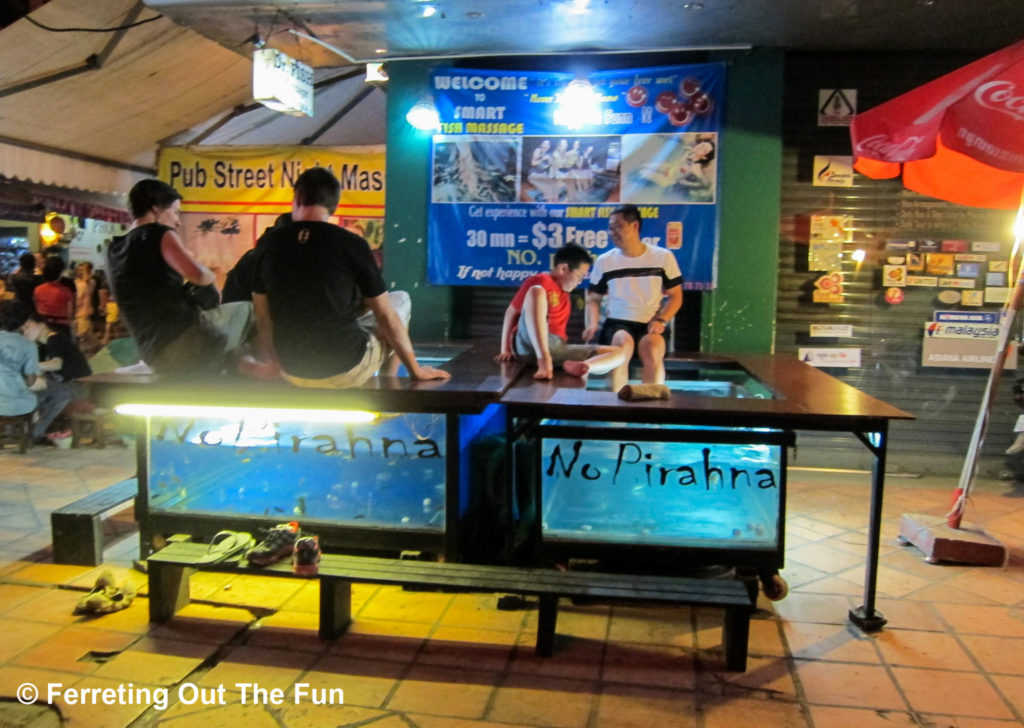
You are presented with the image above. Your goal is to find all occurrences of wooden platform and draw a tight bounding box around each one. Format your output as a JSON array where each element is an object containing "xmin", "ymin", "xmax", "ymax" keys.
[{"xmin": 898, "ymin": 513, "xmax": 1008, "ymax": 565}]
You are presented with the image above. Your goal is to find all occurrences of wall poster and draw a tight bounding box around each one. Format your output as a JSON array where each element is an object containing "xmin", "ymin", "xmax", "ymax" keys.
[{"xmin": 426, "ymin": 63, "xmax": 725, "ymax": 289}]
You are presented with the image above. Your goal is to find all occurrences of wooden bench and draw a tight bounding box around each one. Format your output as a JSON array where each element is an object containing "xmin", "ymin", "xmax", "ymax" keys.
[
  {"xmin": 147, "ymin": 542, "xmax": 755, "ymax": 671},
  {"xmin": 51, "ymin": 477, "xmax": 137, "ymax": 565}
]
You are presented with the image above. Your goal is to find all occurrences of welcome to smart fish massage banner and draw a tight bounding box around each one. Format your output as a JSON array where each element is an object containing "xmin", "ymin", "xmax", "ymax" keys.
[{"xmin": 426, "ymin": 63, "xmax": 725, "ymax": 289}]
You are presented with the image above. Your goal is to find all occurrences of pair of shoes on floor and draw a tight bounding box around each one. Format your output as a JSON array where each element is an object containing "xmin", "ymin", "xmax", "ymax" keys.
[
  {"xmin": 74, "ymin": 570, "xmax": 137, "ymax": 615},
  {"xmin": 246, "ymin": 521, "xmax": 321, "ymax": 576}
]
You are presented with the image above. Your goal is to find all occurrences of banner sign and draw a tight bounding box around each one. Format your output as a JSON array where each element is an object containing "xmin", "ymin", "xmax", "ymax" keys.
[
  {"xmin": 426, "ymin": 63, "xmax": 725, "ymax": 289},
  {"xmin": 158, "ymin": 146, "xmax": 385, "ymax": 216},
  {"xmin": 157, "ymin": 146, "xmax": 386, "ymax": 286}
]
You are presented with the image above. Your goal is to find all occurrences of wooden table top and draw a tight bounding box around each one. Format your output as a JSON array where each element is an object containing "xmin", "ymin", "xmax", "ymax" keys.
[{"xmin": 83, "ymin": 346, "xmax": 913, "ymax": 429}]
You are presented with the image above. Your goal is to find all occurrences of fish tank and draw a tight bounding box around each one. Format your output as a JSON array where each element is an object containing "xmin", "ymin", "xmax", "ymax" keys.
[
  {"xmin": 146, "ymin": 412, "xmax": 448, "ymax": 530},
  {"xmin": 587, "ymin": 358, "xmax": 776, "ymax": 398},
  {"xmin": 528, "ymin": 422, "xmax": 790, "ymax": 569}
]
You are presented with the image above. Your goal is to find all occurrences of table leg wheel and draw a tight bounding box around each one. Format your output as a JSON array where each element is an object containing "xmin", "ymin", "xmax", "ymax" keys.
[{"xmin": 761, "ymin": 573, "xmax": 788, "ymax": 601}]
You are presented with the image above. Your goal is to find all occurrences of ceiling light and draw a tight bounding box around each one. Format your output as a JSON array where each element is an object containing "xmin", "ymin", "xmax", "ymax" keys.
[
  {"xmin": 554, "ymin": 79, "xmax": 603, "ymax": 130},
  {"xmin": 406, "ymin": 101, "xmax": 440, "ymax": 131},
  {"xmin": 420, "ymin": 3, "xmax": 438, "ymax": 17},
  {"xmin": 567, "ymin": 0, "xmax": 590, "ymax": 14},
  {"xmin": 681, "ymin": 1, "xmax": 704, "ymax": 8}
]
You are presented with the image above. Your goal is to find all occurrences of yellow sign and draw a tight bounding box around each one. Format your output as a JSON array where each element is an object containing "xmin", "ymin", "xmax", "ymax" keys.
[{"xmin": 157, "ymin": 146, "xmax": 386, "ymax": 216}]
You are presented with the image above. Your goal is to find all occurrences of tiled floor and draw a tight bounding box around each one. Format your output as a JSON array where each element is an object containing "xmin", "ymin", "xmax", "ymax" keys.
[{"xmin": 0, "ymin": 445, "xmax": 1023, "ymax": 727}]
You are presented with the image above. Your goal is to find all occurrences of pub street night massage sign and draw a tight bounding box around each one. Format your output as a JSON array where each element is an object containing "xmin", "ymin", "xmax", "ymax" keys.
[{"xmin": 426, "ymin": 63, "xmax": 725, "ymax": 289}]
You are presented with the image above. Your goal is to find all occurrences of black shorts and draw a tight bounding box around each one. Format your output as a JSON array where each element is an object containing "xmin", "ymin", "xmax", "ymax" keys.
[{"xmin": 598, "ymin": 318, "xmax": 653, "ymax": 347}]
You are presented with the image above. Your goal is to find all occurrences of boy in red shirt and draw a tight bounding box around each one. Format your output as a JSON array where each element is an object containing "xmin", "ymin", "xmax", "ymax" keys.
[{"xmin": 496, "ymin": 243, "xmax": 625, "ymax": 382}]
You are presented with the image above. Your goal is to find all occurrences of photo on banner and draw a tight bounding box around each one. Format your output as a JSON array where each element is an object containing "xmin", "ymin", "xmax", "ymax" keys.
[{"xmin": 426, "ymin": 63, "xmax": 725, "ymax": 289}]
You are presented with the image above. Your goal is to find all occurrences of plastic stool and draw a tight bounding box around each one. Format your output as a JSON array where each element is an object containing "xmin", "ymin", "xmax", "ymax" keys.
[
  {"xmin": 0, "ymin": 413, "xmax": 33, "ymax": 453},
  {"xmin": 71, "ymin": 408, "xmax": 112, "ymax": 449}
]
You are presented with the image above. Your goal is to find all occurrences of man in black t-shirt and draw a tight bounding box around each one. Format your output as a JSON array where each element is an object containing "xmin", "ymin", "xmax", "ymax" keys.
[
  {"xmin": 21, "ymin": 312, "xmax": 92, "ymax": 442},
  {"xmin": 244, "ymin": 168, "xmax": 449, "ymax": 388}
]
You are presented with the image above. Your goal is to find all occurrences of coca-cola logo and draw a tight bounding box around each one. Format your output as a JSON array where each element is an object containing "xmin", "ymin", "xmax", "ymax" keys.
[
  {"xmin": 856, "ymin": 134, "xmax": 927, "ymax": 160},
  {"xmin": 974, "ymin": 81, "xmax": 1024, "ymax": 122}
]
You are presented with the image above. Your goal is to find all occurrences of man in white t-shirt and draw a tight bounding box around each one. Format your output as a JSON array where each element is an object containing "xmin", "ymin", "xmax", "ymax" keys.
[{"xmin": 582, "ymin": 204, "xmax": 683, "ymax": 391}]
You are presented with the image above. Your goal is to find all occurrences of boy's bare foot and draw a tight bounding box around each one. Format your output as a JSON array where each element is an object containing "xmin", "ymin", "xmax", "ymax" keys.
[
  {"xmin": 562, "ymin": 360, "xmax": 590, "ymax": 378},
  {"xmin": 534, "ymin": 367, "xmax": 554, "ymax": 380}
]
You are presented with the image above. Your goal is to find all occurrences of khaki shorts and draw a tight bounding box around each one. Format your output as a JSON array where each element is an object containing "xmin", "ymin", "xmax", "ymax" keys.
[
  {"xmin": 513, "ymin": 326, "xmax": 599, "ymax": 365},
  {"xmin": 283, "ymin": 291, "xmax": 411, "ymax": 389}
]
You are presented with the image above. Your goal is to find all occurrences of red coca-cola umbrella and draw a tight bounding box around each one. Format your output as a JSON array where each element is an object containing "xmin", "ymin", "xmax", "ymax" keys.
[
  {"xmin": 852, "ymin": 38, "xmax": 1024, "ymax": 210},
  {"xmin": 851, "ymin": 39, "xmax": 1024, "ymax": 535}
]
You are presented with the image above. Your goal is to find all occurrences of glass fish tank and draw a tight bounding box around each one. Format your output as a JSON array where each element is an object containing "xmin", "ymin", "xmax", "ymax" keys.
[
  {"xmin": 587, "ymin": 358, "xmax": 775, "ymax": 398},
  {"xmin": 146, "ymin": 412, "xmax": 449, "ymax": 530}
]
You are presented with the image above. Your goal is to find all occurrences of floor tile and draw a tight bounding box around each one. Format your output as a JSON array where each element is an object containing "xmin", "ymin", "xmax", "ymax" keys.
[
  {"xmin": 304, "ymin": 654, "xmax": 404, "ymax": 708},
  {"xmin": 933, "ymin": 603, "xmax": 1024, "ymax": 637},
  {"xmin": 891, "ymin": 667, "xmax": 1015, "ymax": 719},
  {"xmin": 488, "ymin": 673, "xmax": 596, "ymax": 728},
  {"xmin": 595, "ymin": 683, "xmax": 697, "ymax": 728},
  {"xmin": 701, "ymin": 696, "xmax": 808, "ymax": 728},
  {"xmin": 794, "ymin": 660, "xmax": 905, "ymax": 709},
  {"xmin": 781, "ymin": 621, "xmax": 881, "ymax": 663},
  {"xmin": 959, "ymin": 634, "xmax": 1024, "ymax": 675},
  {"xmin": 807, "ymin": 705, "xmax": 918, "ymax": 728},
  {"xmin": 874, "ymin": 628, "xmax": 977, "ymax": 670},
  {"xmin": 386, "ymin": 664, "xmax": 495, "ymax": 719},
  {"xmin": 12, "ymin": 625, "xmax": 139, "ymax": 675}
]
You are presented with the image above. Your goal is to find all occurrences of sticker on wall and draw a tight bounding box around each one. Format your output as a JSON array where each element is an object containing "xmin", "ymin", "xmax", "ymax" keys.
[
  {"xmin": 812, "ymin": 155, "xmax": 854, "ymax": 187},
  {"xmin": 809, "ymin": 324, "xmax": 853, "ymax": 338},
  {"xmin": 937, "ymin": 290, "xmax": 962, "ymax": 304},
  {"xmin": 885, "ymin": 287, "xmax": 905, "ymax": 304},
  {"xmin": 812, "ymin": 272, "xmax": 844, "ymax": 303},
  {"xmin": 962, "ymin": 290, "xmax": 984, "ymax": 306},
  {"xmin": 818, "ymin": 89, "xmax": 857, "ymax": 126},
  {"xmin": 941, "ymin": 240, "xmax": 968, "ymax": 252},
  {"xmin": 986, "ymin": 271, "xmax": 1007, "ymax": 287},
  {"xmin": 808, "ymin": 214, "xmax": 850, "ymax": 271},
  {"xmin": 972, "ymin": 241, "xmax": 1002, "ymax": 253},
  {"xmin": 917, "ymin": 240, "xmax": 942, "ymax": 252},
  {"xmin": 883, "ymin": 265, "xmax": 907, "ymax": 287},
  {"xmin": 934, "ymin": 311, "xmax": 998, "ymax": 324},
  {"xmin": 907, "ymin": 275, "xmax": 938, "ymax": 286},
  {"xmin": 985, "ymin": 288, "xmax": 1010, "ymax": 304},
  {"xmin": 956, "ymin": 262, "xmax": 981, "ymax": 278},
  {"xmin": 925, "ymin": 253, "xmax": 954, "ymax": 275},
  {"xmin": 955, "ymin": 254, "xmax": 987, "ymax": 263},
  {"xmin": 938, "ymin": 278, "xmax": 976, "ymax": 289},
  {"xmin": 989, "ymin": 260, "xmax": 1009, "ymax": 272},
  {"xmin": 906, "ymin": 253, "xmax": 924, "ymax": 272},
  {"xmin": 798, "ymin": 348, "xmax": 862, "ymax": 367}
]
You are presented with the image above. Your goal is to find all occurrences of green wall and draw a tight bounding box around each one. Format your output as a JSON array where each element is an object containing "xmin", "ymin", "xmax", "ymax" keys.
[
  {"xmin": 702, "ymin": 51, "xmax": 783, "ymax": 353},
  {"xmin": 383, "ymin": 60, "xmax": 450, "ymax": 340},
  {"xmin": 384, "ymin": 52, "xmax": 783, "ymax": 350}
]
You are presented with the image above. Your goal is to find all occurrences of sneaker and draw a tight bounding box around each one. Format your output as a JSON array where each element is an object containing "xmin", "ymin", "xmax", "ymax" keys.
[
  {"xmin": 247, "ymin": 521, "xmax": 300, "ymax": 566},
  {"xmin": 292, "ymin": 535, "xmax": 321, "ymax": 576}
]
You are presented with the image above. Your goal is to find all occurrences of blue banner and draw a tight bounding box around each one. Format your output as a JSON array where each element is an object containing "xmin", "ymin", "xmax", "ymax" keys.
[{"xmin": 426, "ymin": 63, "xmax": 725, "ymax": 289}]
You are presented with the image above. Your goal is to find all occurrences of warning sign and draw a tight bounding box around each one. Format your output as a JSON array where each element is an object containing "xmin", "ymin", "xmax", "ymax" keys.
[{"xmin": 818, "ymin": 89, "xmax": 857, "ymax": 127}]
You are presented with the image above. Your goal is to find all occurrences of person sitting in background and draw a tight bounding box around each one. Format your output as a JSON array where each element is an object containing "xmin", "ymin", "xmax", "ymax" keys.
[
  {"xmin": 9, "ymin": 252, "xmax": 42, "ymax": 310},
  {"xmin": 21, "ymin": 312, "xmax": 91, "ymax": 444},
  {"xmin": 496, "ymin": 243, "xmax": 626, "ymax": 381},
  {"xmin": 0, "ymin": 301, "xmax": 38, "ymax": 426},
  {"xmin": 107, "ymin": 179, "xmax": 253, "ymax": 378},
  {"xmin": 222, "ymin": 214, "xmax": 292, "ymax": 305},
  {"xmin": 32, "ymin": 255, "xmax": 74, "ymax": 335}
]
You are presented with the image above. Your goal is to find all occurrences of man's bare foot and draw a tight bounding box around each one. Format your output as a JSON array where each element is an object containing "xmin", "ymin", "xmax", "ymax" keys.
[
  {"xmin": 534, "ymin": 368, "xmax": 554, "ymax": 380},
  {"xmin": 562, "ymin": 360, "xmax": 590, "ymax": 378}
]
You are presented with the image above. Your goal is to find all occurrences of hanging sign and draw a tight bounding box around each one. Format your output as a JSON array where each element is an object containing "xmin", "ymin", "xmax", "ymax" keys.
[
  {"xmin": 426, "ymin": 63, "xmax": 725, "ymax": 288},
  {"xmin": 253, "ymin": 48, "xmax": 314, "ymax": 117}
]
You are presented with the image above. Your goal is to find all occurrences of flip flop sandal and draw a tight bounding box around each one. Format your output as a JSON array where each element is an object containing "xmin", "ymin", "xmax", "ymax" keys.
[
  {"xmin": 74, "ymin": 570, "xmax": 117, "ymax": 614},
  {"xmin": 85, "ymin": 580, "xmax": 137, "ymax": 614},
  {"xmin": 196, "ymin": 530, "xmax": 256, "ymax": 564}
]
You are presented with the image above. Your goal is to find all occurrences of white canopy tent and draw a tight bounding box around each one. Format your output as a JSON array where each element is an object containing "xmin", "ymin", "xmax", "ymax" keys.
[{"xmin": 0, "ymin": 0, "xmax": 385, "ymax": 204}]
